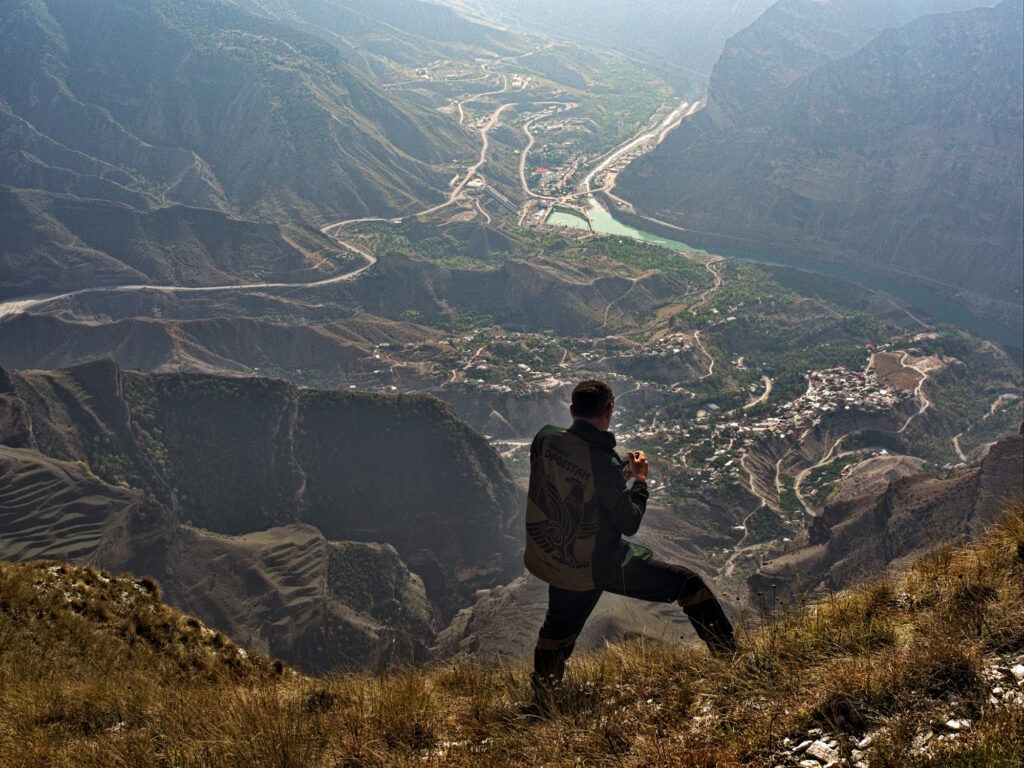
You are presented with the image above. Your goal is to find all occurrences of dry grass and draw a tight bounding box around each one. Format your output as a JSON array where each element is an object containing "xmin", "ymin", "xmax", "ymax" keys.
[{"xmin": 1, "ymin": 509, "xmax": 1022, "ymax": 767}]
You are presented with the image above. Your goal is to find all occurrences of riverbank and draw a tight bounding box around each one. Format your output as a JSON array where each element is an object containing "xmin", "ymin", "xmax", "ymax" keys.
[{"xmin": 569, "ymin": 193, "xmax": 1024, "ymax": 352}]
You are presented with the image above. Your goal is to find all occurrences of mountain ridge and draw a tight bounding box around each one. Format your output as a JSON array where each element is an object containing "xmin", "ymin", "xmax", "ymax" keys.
[
  {"xmin": 0, "ymin": 358, "xmax": 525, "ymax": 669},
  {"xmin": 617, "ymin": 0, "xmax": 1023, "ymax": 329},
  {"xmin": 751, "ymin": 432, "xmax": 1024, "ymax": 600},
  {"xmin": 0, "ymin": 0, "xmax": 473, "ymax": 294}
]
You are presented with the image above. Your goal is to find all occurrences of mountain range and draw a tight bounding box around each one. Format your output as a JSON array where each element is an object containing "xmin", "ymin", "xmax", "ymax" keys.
[
  {"xmin": 439, "ymin": 0, "xmax": 775, "ymax": 92},
  {"xmin": 617, "ymin": 0, "xmax": 1023, "ymax": 331},
  {"xmin": 0, "ymin": 0, "xmax": 472, "ymax": 295},
  {"xmin": 232, "ymin": 0, "xmax": 522, "ymax": 82},
  {"xmin": 0, "ymin": 224, "xmax": 691, "ymax": 378}
]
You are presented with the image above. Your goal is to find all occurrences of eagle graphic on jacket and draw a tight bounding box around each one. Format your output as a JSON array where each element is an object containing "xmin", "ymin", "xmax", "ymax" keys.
[{"xmin": 526, "ymin": 477, "xmax": 599, "ymax": 569}]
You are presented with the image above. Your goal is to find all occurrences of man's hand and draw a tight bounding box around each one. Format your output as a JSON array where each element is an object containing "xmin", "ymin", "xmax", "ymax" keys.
[{"xmin": 626, "ymin": 450, "xmax": 648, "ymax": 483}]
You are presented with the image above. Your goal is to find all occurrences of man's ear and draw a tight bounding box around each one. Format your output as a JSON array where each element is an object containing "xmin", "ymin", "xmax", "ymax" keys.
[
  {"xmin": 569, "ymin": 404, "xmax": 576, "ymax": 419},
  {"xmin": 604, "ymin": 402, "xmax": 614, "ymax": 419}
]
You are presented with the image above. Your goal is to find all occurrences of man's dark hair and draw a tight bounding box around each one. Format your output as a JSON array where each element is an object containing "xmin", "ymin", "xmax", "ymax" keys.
[{"xmin": 571, "ymin": 379, "xmax": 614, "ymax": 418}]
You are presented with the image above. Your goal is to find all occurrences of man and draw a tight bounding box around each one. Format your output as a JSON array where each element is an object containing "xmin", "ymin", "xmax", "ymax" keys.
[{"xmin": 525, "ymin": 379, "xmax": 735, "ymax": 696}]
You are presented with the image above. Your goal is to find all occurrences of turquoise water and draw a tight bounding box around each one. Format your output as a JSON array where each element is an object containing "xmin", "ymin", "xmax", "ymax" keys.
[
  {"xmin": 584, "ymin": 200, "xmax": 702, "ymax": 252},
  {"xmin": 544, "ymin": 202, "xmax": 698, "ymax": 251},
  {"xmin": 546, "ymin": 198, "xmax": 1022, "ymax": 349},
  {"xmin": 545, "ymin": 210, "xmax": 591, "ymax": 230}
]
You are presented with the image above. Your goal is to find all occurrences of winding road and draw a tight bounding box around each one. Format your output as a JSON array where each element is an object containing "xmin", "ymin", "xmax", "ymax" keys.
[
  {"xmin": 692, "ymin": 258, "xmax": 724, "ymax": 312},
  {"xmin": 897, "ymin": 351, "xmax": 932, "ymax": 434},
  {"xmin": 721, "ymin": 508, "xmax": 759, "ymax": 578},
  {"xmin": 744, "ymin": 376, "xmax": 773, "ymax": 410},
  {"xmin": 0, "ymin": 62, "xmax": 704, "ymax": 326},
  {"xmin": 688, "ymin": 258, "xmax": 726, "ymax": 381},
  {"xmin": 0, "ymin": 236, "xmax": 377, "ymax": 321},
  {"xmin": 952, "ymin": 433, "xmax": 967, "ymax": 462},
  {"xmin": 418, "ymin": 97, "xmax": 514, "ymax": 219},
  {"xmin": 575, "ymin": 99, "xmax": 696, "ymax": 198},
  {"xmin": 793, "ymin": 436, "xmax": 848, "ymax": 515},
  {"xmin": 0, "ymin": 67, "xmax": 532, "ymax": 321},
  {"xmin": 951, "ymin": 392, "xmax": 1020, "ymax": 461},
  {"xmin": 694, "ymin": 331, "xmax": 716, "ymax": 381},
  {"xmin": 518, "ymin": 101, "xmax": 578, "ymax": 200}
]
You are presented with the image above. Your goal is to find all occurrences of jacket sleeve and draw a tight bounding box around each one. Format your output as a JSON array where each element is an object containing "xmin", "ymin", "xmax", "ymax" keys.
[{"xmin": 594, "ymin": 451, "xmax": 648, "ymax": 536}]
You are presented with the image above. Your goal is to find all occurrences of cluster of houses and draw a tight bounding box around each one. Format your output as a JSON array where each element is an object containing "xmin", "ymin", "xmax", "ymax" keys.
[
  {"xmin": 531, "ymin": 151, "xmax": 587, "ymax": 195},
  {"xmin": 449, "ymin": 331, "xmax": 572, "ymax": 396},
  {"xmin": 746, "ymin": 365, "xmax": 901, "ymax": 437},
  {"xmin": 359, "ymin": 327, "xmax": 911, "ymax": 495},
  {"xmin": 674, "ymin": 365, "xmax": 908, "ymax": 486}
]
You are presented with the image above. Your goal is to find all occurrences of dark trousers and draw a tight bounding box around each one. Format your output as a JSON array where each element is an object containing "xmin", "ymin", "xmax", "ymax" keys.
[{"xmin": 533, "ymin": 557, "xmax": 734, "ymax": 685}]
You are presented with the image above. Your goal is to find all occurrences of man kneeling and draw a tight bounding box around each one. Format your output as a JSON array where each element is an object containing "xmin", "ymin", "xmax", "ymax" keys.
[{"xmin": 525, "ymin": 379, "xmax": 735, "ymax": 697}]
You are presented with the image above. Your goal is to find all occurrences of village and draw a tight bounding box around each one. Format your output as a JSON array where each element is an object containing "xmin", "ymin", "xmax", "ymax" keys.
[
  {"xmin": 661, "ymin": 363, "xmax": 910, "ymax": 489},
  {"xmin": 331, "ymin": 322, "xmax": 919, "ymax": 498}
]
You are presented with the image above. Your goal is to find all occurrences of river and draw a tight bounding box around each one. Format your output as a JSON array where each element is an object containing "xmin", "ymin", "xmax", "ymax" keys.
[{"xmin": 545, "ymin": 200, "xmax": 1022, "ymax": 350}]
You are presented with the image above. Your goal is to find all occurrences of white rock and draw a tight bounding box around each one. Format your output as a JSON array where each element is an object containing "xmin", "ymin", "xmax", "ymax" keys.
[
  {"xmin": 945, "ymin": 719, "xmax": 963, "ymax": 731},
  {"xmin": 1012, "ymin": 664, "xmax": 1024, "ymax": 683},
  {"xmin": 806, "ymin": 741, "xmax": 839, "ymax": 763},
  {"xmin": 795, "ymin": 740, "xmax": 813, "ymax": 753},
  {"xmin": 798, "ymin": 761, "xmax": 821, "ymax": 768},
  {"xmin": 857, "ymin": 735, "xmax": 873, "ymax": 750}
]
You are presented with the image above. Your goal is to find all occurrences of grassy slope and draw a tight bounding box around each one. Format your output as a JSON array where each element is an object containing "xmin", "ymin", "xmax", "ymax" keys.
[{"xmin": 1, "ymin": 510, "xmax": 1021, "ymax": 766}]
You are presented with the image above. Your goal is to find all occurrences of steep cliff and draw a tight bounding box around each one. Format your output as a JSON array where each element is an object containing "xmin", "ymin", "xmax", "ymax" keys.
[
  {"xmin": 751, "ymin": 434, "xmax": 1023, "ymax": 599},
  {"xmin": 0, "ymin": 360, "xmax": 524, "ymax": 668},
  {"xmin": 618, "ymin": 1, "xmax": 1022, "ymax": 323}
]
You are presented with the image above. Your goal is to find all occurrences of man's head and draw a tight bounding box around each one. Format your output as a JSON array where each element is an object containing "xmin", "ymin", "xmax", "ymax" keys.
[{"xmin": 570, "ymin": 379, "xmax": 614, "ymax": 431}]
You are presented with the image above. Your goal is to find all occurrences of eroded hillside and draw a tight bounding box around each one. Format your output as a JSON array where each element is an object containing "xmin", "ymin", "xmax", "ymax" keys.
[
  {"xmin": 0, "ymin": 0, "xmax": 472, "ymax": 294},
  {"xmin": 752, "ymin": 433, "xmax": 1023, "ymax": 600},
  {"xmin": 0, "ymin": 359, "xmax": 523, "ymax": 669}
]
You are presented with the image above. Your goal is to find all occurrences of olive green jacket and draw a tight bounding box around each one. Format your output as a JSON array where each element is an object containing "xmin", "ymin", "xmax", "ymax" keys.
[{"xmin": 524, "ymin": 420, "xmax": 650, "ymax": 590}]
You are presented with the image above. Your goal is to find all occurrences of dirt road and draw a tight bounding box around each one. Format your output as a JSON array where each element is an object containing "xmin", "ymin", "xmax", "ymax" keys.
[
  {"xmin": 418, "ymin": 98, "xmax": 514, "ymax": 219},
  {"xmin": 517, "ymin": 101, "xmax": 577, "ymax": 200},
  {"xmin": 744, "ymin": 376, "xmax": 773, "ymax": 410},
  {"xmin": 897, "ymin": 352, "xmax": 931, "ymax": 433},
  {"xmin": 0, "ymin": 236, "xmax": 377, "ymax": 321}
]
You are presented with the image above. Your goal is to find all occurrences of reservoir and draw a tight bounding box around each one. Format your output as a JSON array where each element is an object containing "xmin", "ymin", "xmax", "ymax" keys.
[
  {"xmin": 545, "ymin": 201, "xmax": 699, "ymax": 251},
  {"xmin": 546, "ymin": 199, "xmax": 1022, "ymax": 350},
  {"xmin": 544, "ymin": 209, "xmax": 591, "ymax": 230}
]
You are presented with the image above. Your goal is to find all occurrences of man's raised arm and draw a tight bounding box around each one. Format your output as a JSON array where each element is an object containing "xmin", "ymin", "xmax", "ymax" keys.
[{"xmin": 597, "ymin": 450, "xmax": 649, "ymax": 536}]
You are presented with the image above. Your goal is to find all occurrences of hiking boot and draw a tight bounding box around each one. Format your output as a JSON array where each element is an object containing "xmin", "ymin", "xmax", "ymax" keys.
[
  {"xmin": 706, "ymin": 628, "xmax": 737, "ymax": 658},
  {"xmin": 526, "ymin": 672, "xmax": 560, "ymax": 718}
]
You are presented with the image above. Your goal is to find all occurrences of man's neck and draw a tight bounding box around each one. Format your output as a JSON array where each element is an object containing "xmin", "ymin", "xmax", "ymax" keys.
[{"xmin": 572, "ymin": 417, "xmax": 609, "ymax": 433}]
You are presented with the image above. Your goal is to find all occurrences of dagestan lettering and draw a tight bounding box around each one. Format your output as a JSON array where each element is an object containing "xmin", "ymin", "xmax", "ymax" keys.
[{"xmin": 543, "ymin": 446, "xmax": 591, "ymax": 481}]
